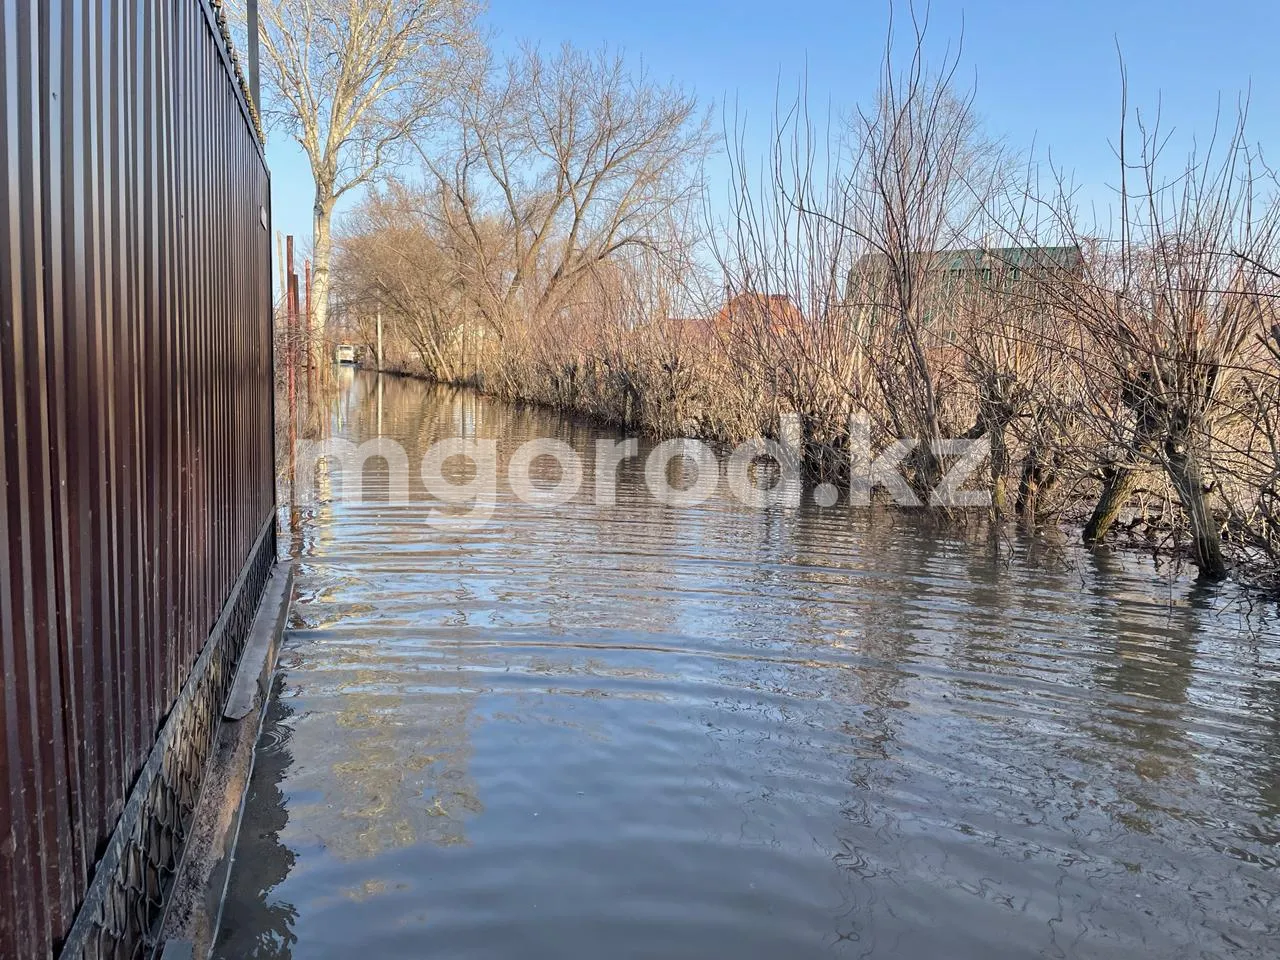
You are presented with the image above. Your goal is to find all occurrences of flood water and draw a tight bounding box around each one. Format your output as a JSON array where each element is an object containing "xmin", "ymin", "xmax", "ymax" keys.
[{"xmin": 217, "ymin": 370, "xmax": 1280, "ymax": 959}]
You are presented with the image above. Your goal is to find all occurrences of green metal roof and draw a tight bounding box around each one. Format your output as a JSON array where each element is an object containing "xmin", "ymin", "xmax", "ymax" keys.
[
  {"xmin": 933, "ymin": 246, "xmax": 1082, "ymax": 272},
  {"xmin": 854, "ymin": 245, "xmax": 1083, "ymax": 273}
]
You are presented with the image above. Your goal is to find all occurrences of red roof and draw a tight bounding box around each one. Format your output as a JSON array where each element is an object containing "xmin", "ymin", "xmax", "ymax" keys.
[{"xmin": 714, "ymin": 293, "xmax": 805, "ymax": 335}]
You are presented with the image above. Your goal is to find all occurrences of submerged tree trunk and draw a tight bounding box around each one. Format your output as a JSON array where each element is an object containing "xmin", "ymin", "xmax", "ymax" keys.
[
  {"xmin": 1016, "ymin": 460, "xmax": 1040, "ymax": 521},
  {"xmin": 1015, "ymin": 447, "xmax": 1058, "ymax": 522},
  {"xmin": 985, "ymin": 417, "xmax": 1011, "ymax": 513},
  {"xmin": 1083, "ymin": 462, "xmax": 1145, "ymax": 543},
  {"xmin": 1163, "ymin": 437, "xmax": 1227, "ymax": 579},
  {"xmin": 1084, "ymin": 416, "xmax": 1159, "ymax": 543},
  {"xmin": 908, "ymin": 421, "xmax": 945, "ymax": 503}
]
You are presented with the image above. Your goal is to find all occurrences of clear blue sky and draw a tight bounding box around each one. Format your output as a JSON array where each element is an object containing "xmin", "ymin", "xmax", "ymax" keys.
[{"xmin": 265, "ymin": 0, "xmax": 1280, "ymax": 261}]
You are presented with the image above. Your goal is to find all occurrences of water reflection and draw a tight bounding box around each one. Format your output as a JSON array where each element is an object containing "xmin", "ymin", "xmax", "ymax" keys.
[
  {"xmin": 216, "ymin": 679, "xmax": 298, "ymax": 958},
  {"xmin": 220, "ymin": 372, "xmax": 1280, "ymax": 959},
  {"xmin": 299, "ymin": 638, "xmax": 482, "ymax": 859}
]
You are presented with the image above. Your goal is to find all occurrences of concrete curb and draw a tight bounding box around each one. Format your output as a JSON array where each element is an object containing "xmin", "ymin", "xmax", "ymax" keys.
[{"xmin": 157, "ymin": 560, "xmax": 295, "ymax": 959}]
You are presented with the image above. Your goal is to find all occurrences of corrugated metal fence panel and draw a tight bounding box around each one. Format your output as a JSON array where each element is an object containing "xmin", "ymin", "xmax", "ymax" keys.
[{"xmin": 0, "ymin": 1, "xmax": 274, "ymax": 957}]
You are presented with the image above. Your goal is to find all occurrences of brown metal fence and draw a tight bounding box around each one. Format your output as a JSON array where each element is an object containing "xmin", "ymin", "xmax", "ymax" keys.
[{"xmin": 0, "ymin": 2, "xmax": 275, "ymax": 957}]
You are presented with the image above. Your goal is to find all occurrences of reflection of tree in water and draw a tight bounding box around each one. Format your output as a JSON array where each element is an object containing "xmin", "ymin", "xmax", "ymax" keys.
[
  {"xmin": 322, "ymin": 650, "xmax": 483, "ymax": 859},
  {"xmin": 815, "ymin": 513, "xmax": 952, "ymax": 952},
  {"xmin": 1240, "ymin": 599, "xmax": 1280, "ymax": 792},
  {"xmin": 1077, "ymin": 549, "xmax": 1200, "ymax": 795},
  {"xmin": 215, "ymin": 678, "xmax": 299, "ymax": 960},
  {"xmin": 697, "ymin": 507, "xmax": 932, "ymax": 952},
  {"xmin": 1242, "ymin": 663, "xmax": 1280, "ymax": 843},
  {"xmin": 1204, "ymin": 609, "xmax": 1280, "ymax": 860},
  {"xmin": 216, "ymin": 648, "xmax": 484, "ymax": 957}
]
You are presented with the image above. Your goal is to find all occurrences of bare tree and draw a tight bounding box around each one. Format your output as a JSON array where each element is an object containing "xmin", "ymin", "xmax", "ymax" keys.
[
  {"xmin": 952, "ymin": 248, "xmax": 1083, "ymax": 513},
  {"xmin": 711, "ymin": 79, "xmax": 879, "ymax": 480},
  {"xmin": 241, "ymin": 0, "xmax": 480, "ymax": 359},
  {"xmin": 422, "ymin": 44, "xmax": 714, "ymax": 347},
  {"xmin": 334, "ymin": 184, "xmax": 466, "ymax": 379},
  {"xmin": 712, "ymin": 9, "xmax": 1006, "ymax": 492},
  {"xmin": 839, "ymin": 8, "xmax": 1007, "ymax": 492},
  {"xmin": 1044, "ymin": 86, "xmax": 1280, "ymax": 578}
]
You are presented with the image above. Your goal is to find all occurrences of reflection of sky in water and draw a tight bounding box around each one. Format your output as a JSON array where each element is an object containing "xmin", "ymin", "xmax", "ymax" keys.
[{"xmin": 221, "ymin": 373, "xmax": 1280, "ymax": 960}]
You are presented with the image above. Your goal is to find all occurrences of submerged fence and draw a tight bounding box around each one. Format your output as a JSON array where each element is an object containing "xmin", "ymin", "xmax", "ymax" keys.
[{"xmin": 0, "ymin": 2, "xmax": 275, "ymax": 957}]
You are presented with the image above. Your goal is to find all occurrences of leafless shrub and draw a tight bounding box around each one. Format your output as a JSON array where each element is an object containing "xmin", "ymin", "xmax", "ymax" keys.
[{"xmin": 1040, "ymin": 81, "xmax": 1280, "ymax": 578}]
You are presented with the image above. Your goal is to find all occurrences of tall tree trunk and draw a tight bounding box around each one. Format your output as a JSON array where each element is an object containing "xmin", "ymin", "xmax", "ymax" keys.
[
  {"xmin": 311, "ymin": 192, "xmax": 335, "ymax": 370},
  {"xmin": 1164, "ymin": 437, "xmax": 1227, "ymax": 579}
]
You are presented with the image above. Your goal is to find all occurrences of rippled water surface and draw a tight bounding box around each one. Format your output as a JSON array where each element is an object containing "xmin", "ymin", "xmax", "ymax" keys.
[{"xmin": 218, "ymin": 371, "xmax": 1280, "ymax": 959}]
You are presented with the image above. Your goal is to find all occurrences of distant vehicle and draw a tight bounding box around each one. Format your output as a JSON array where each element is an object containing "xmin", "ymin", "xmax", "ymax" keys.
[{"xmin": 334, "ymin": 344, "xmax": 356, "ymax": 365}]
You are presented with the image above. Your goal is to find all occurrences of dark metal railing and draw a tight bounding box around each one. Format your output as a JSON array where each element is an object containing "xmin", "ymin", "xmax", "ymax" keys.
[{"xmin": 0, "ymin": 2, "xmax": 275, "ymax": 957}]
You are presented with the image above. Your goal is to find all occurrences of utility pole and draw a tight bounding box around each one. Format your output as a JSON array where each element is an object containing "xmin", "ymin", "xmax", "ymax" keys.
[
  {"xmin": 304, "ymin": 259, "xmax": 314, "ymax": 393},
  {"xmin": 375, "ymin": 309, "xmax": 384, "ymax": 435},
  {"xmin": 285, "ymin": 235, "xmax": 298, "ymax": 506}
]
